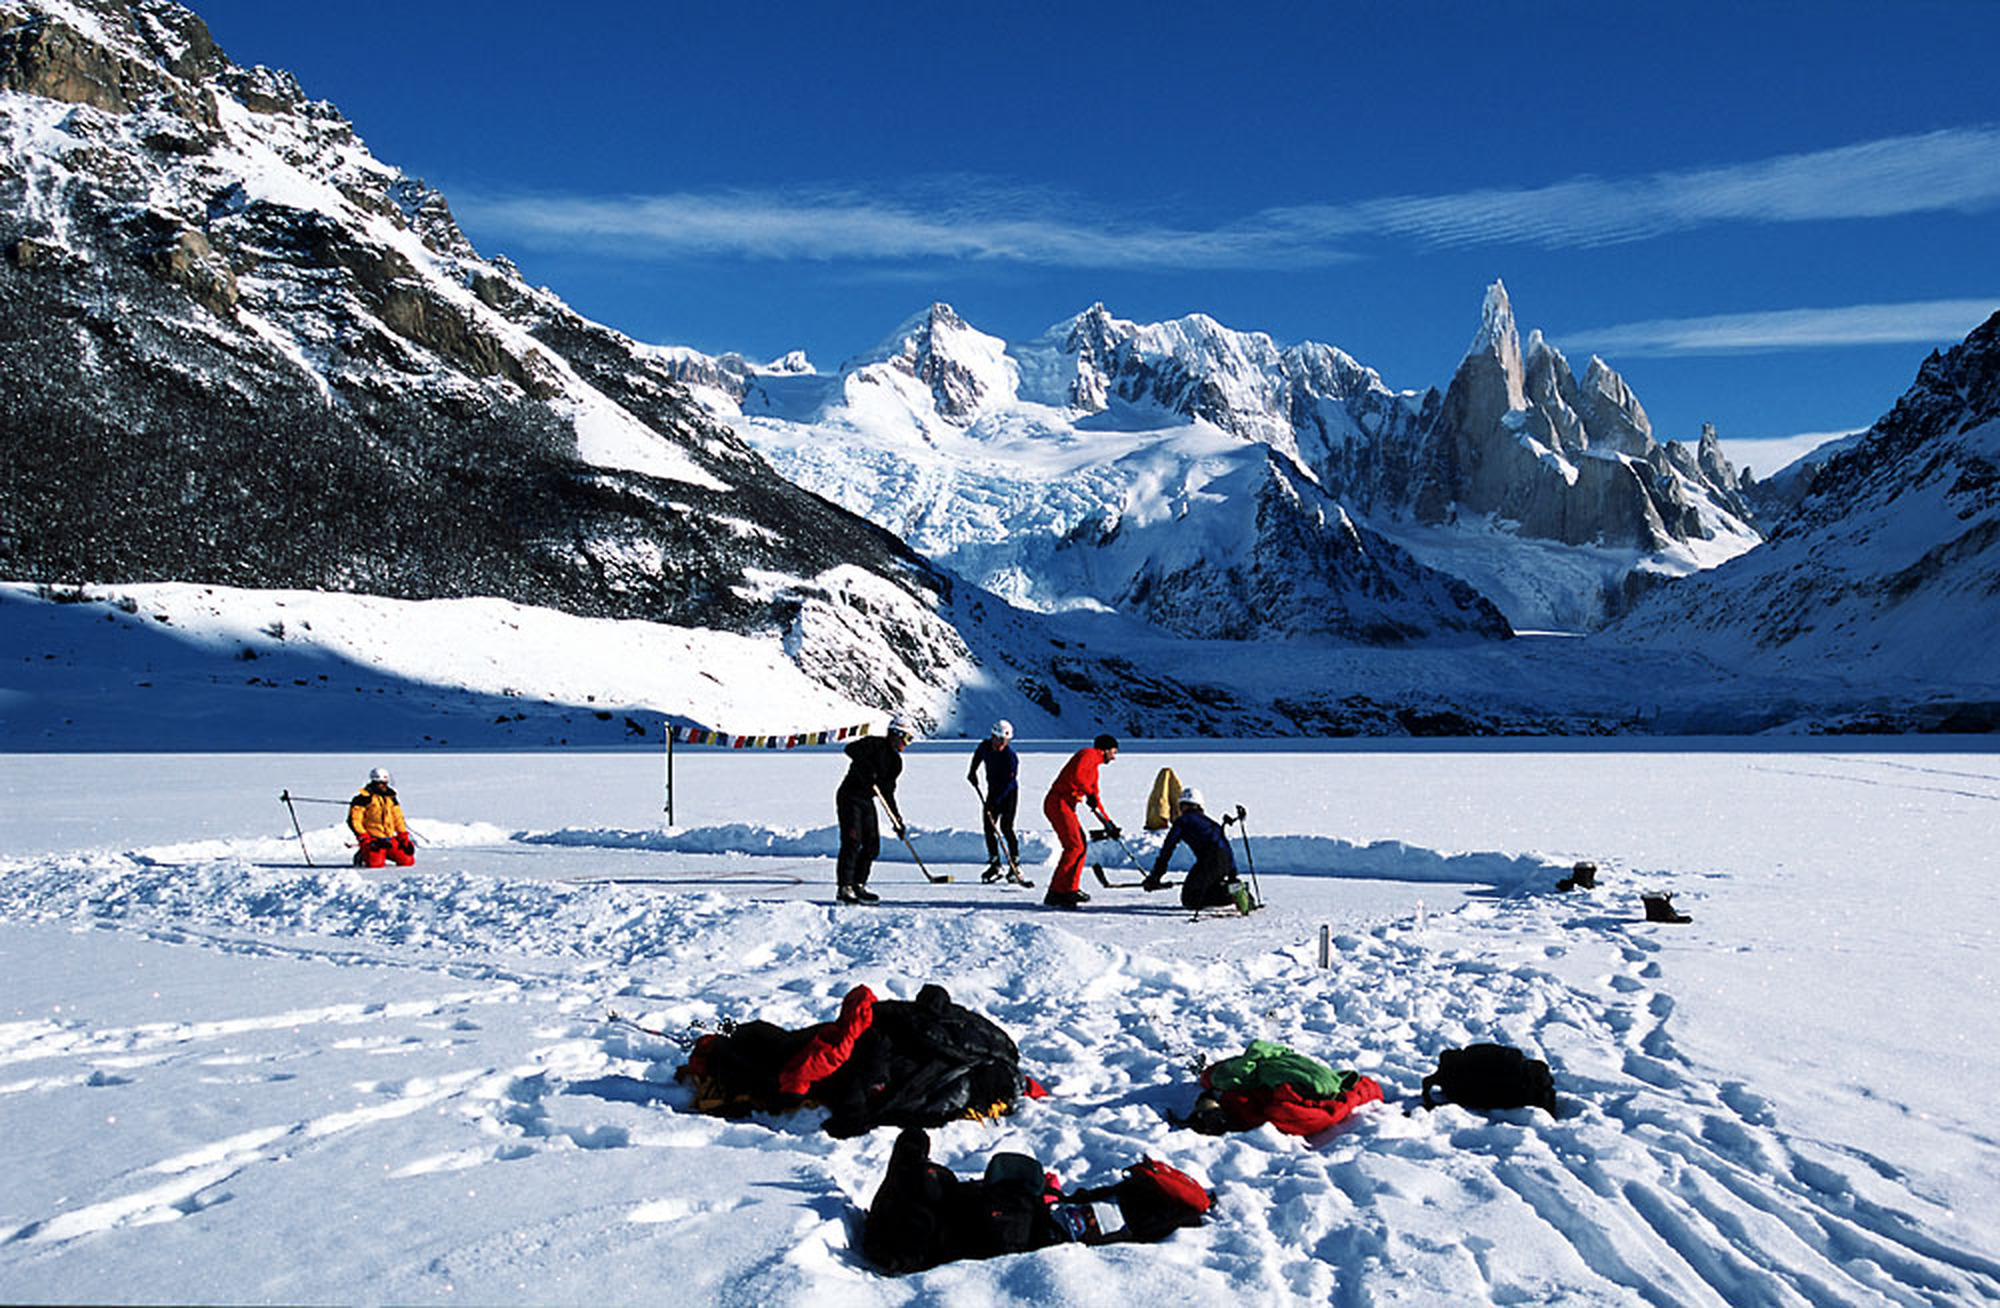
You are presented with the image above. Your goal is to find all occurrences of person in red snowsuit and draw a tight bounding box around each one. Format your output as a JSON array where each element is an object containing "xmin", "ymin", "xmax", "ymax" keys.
[{"xmin": 1041, "ymin": 734, "xmax": 1119, "ymax": 909}]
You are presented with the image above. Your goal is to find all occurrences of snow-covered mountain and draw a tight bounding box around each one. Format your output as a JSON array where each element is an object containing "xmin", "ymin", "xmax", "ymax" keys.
[
  {"xmin": 669, "ymin": 304, "xmax": 1510, "ymax": 645},
  {"xmin": 1609, "ymin": 310, "xmax": 2000, "ymax": 704},
  {"xmin": 670, "ymin": 287, "xmax": 1758, "ymax": 635},
  {"xmin": 0, "ymin": 0, "xmax": 982, "ymax": 720}
]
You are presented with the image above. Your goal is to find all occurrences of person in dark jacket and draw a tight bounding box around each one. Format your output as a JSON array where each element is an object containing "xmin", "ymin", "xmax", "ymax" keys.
[
  {"xmin": 1144, "ymin": 787, "xmax": 1238, "ymax": 910},
  {"xmin": 836, "ymin": 718, "xmax": 913, "ymax": 904},
  {"xmin": 967, "ymin": 719, "xmax": 1021, "ymax": 882}
]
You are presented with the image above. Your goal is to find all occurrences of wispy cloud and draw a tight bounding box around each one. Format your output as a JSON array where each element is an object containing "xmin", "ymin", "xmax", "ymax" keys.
[
  {"xmin": 458, "ymin": 125, "xmax": 2000, "ymax": 269},
  {"xmin": 1558, "ymin": 299, "xmax": 1999, "ymax": 357},
  {"xmin": 1271, "ymin": 126, "xmax": 2000, "ymax": 251},
  {"xmin": 462, "ymin": 182, "xmax": 1333, "ymax": 270}
]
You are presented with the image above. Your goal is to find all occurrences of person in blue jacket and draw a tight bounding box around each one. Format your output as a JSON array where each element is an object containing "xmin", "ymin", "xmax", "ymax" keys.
[
  {"xmin": 1144, "ymin": 787, "xmax": 1239, "ymax": 909},
  {"xmin": 967, "ymin": 719, "xmax": 1023, "ymax": 883}
]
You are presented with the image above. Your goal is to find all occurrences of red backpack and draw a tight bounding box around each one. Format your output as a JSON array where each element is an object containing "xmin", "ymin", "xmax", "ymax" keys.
[{"xmin": 1066, "ymin": 1158, "xmax": 1212, "ymax": 1242}]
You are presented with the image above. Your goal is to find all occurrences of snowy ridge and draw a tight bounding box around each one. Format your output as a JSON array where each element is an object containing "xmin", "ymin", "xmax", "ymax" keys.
[
  {"xmin": 121, "ymin": 818, "xmax": 1563, "ymax": 888},
  {"xmin": 1611, "ymin": 309, "xmax": 2000, "ymax": 694}
]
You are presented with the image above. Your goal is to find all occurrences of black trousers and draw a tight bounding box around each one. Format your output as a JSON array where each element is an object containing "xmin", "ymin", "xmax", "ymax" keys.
[
  {"xmin": 1180, "ymin": 852, "xmax": 1237, "ymax": 910},
  {"xmin": 837, "ymin": 790, "xmax": 880, "ymax": 888},
  {"xmin": 981, "ymin": 791, "xmax": 1019, "ymax": 864}
]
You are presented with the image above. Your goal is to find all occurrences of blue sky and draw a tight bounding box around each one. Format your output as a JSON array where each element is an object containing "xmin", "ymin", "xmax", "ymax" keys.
[{"xmin": 193, "ymin": 0, "xmax": 1999, "ymax": 477}]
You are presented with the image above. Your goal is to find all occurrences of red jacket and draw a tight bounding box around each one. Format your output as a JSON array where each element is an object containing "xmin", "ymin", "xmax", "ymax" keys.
[{"xmin": 1046, "ymin": 747, "xmax": 1109, "ymax": 809}]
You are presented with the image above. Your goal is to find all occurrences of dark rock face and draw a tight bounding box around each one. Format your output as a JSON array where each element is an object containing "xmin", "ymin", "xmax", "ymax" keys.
[{"xmin": 0, "ymin": 0, "xmax": 970, "ymax": 714}]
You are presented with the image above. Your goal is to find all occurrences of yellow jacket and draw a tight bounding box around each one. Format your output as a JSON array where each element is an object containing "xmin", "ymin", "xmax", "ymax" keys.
[{"xmin": 348, "ymin": 787, "xmax": 408, "ymax": 841}]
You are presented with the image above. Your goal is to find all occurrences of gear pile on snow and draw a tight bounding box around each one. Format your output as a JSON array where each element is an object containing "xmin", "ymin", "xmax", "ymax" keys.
[
  {"xmin": 861, "ymin": 1127, "xmax": 1212, "ymax": 1274},
  {"xmin": 675, "ymin": 983, "xmax": 1033, "ymax": 1137},
  {"xmin": 1175, "ymin": 1039, "xmax": 1384, "ymax": 1136}
]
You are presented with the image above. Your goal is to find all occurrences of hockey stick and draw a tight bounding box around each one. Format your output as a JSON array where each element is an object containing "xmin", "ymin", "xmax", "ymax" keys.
[
  {"xmin": 1088, "ymin": 825, "xmax": 1159, "ymax": 889},
  {"xmin": 970, "ymin": 778, "xmax": 1032, "ymax": 886},
  {"xmin": 875, "ymin": 787, "xmax": 950, "ymax": 883}
]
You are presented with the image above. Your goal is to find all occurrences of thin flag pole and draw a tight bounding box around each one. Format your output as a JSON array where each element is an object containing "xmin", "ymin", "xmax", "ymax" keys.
[{"xmin": 663, "ymin": 719, "xmax": 675, "ymax": 828}]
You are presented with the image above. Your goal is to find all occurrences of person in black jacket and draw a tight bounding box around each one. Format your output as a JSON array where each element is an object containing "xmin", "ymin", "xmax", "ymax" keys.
[
  {"xmin": 966, "ymin": 719, "xmax": 1022, "ymax": 883},
  {"xmin": 1144, "ymin": 787, "xmax": 1239, "ymax": 910},
  {"xmin": 836, "ymin": 718, "xmax": 913, "ymax": 904}
]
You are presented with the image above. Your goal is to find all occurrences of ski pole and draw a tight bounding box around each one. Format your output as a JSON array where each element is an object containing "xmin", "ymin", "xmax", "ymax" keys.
[
  {"xmin": 279, "ymin": 790, "xmax": 314, "ymax": 867},
  {"xmin": 875, "ymin": 787, "xmax": 950, "ymax": 883},
  {"xmin": 1231, "ymin": 804, "xmax": 1263, "ymax": 909}
]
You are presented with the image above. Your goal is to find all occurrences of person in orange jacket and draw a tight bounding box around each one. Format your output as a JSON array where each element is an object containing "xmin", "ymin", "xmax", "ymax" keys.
[
  {"xmin": 1041, "ymin": 734, "xmax": 1119, "ymax": 909},
  {"xmin": 349, "ymin": 767, "xmax": 416, "ymax": 868}
]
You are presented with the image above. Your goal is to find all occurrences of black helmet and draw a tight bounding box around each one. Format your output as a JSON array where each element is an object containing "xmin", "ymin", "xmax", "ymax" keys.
[{"xmin": 1093, "ymin": 734, "xmax": 1119, "ymax": 751}]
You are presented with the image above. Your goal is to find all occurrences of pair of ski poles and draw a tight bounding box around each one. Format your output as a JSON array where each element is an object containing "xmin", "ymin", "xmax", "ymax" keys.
[{"xmin": 1219, "ymin": 804, "xmax": 1264, "ymax": 912}]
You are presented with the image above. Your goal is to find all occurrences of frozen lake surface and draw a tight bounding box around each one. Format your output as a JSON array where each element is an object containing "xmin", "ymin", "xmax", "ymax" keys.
[{"xmin": 2, "ymin": 741, "xmax": 1997, "ymax": 1304}]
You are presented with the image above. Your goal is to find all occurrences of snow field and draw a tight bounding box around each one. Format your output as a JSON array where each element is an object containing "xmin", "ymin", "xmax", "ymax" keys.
[{"xmin": 2, "ymin": 747, "xmax": 1997, "ymax": 1304}]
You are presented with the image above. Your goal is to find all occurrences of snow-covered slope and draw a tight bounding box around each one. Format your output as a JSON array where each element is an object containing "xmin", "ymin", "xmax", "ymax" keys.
[
  {"xmin": 1610, "ymin": 310, "xmax": 2000, "ymax": 698},
  {"xmin": 0, "ymin": 0, "xmax": 979, "ymax": 718},
  {"xmin": 671, "ymin": 287, "xmax": 1758, "ymax": 635}
]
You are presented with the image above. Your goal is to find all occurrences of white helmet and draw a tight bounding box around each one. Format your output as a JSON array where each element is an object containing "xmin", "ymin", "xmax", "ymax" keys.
[
  {"xmin": 369, "ymin": 767, "xmax": 393, "ymax": 785},
  {"xmin": 990, "ymin": 719, "xmax": 1014, "ymax": 740},
  {"xmin": 1177, "ymin": 786, "xmax": 1203, "ymax": 810},
  {"xmin": 886, "ymin": 717, "xmax": 915, "ymax": 740}
]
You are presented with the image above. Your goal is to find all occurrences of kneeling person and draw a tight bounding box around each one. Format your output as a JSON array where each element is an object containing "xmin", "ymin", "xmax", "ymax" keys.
[
  {"xmin": 349, "ymin": 767, "xmax": 415, "ymax": 868},
  {"xmin": 1145, "ymin": 787, "xmax": 1237, "ymax": 909}
]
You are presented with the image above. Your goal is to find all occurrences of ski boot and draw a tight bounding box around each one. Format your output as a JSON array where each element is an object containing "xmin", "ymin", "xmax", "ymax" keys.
[
  {"xmin": 1641, "ymin": 892, "xmax": 1689, "ymax": 923},
  {"xmin": 1556, "ymin": 861, "xmax": 1598, "ymax": 892}
]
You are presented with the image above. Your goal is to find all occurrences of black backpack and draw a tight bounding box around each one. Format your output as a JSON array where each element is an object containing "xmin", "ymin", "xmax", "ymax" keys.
[
  {"xmin": 861, "ymin": 1129, "xmax": 1061, "ymax": 1273},
  {"xmin": 1420, "ymin": 1043, "xmax": 1558, "ymax": 1116}
]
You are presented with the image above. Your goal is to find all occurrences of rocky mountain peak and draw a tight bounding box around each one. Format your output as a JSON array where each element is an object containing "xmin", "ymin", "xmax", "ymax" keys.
[
  {"xmin": 1467, "ymin": 278, "xmax": 1527, "ymax": 410},
  {"xmin": 865, "ymin": 301, "xmax": 1016, "ymax": 424},
  {"xmin": 1577, "ymin": 354, "xmax": 1654, "ymax": 456}
]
